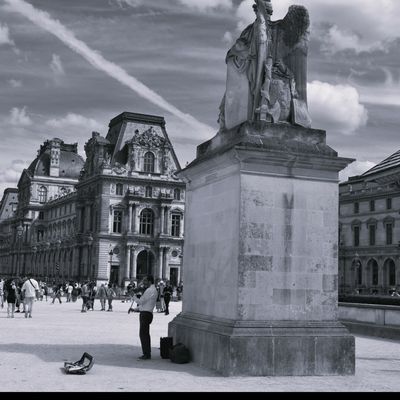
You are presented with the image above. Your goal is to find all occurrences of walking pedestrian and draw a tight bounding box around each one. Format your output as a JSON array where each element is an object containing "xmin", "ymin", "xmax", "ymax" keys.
[
  {"xmin": 5, "ymin": 279, "xmax": 17, "ymax": 318},
  {"xmin": 80, "ymin": 282, "xmax": 90, "ymax": 313},
  {"xmin": 51, "ymin": 284, "xmax": 62, "ymax": 304},
  {"xmin": 21, "ymin": 273, "xmax": 39, "ymax": 318},
  {"xmin": 163, "ymin": 280, "xmax": 173, "ymax": 316},
  {"xmin": 106, "ymin": 283, "xmax": 116, "ymax": 312},
  {"xmin": 132, "ymin": 275, "xmax": 158, "ymax": 360},
  {"xmin": 0, "ymin": 278, "xmax": 4, "ymax": 309},
  {"xmin": 97, "ymin": 283, "xmax": 107, "ymax": 311}
]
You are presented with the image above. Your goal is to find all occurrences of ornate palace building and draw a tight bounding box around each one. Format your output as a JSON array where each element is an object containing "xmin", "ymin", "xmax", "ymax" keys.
[
  {"xmin": 339, "ymin": 150, "xmax": 400, "ymax": 295},
  {"xmin": 0, "ymin": 112, "xmax": 185, "ymax": 287}
]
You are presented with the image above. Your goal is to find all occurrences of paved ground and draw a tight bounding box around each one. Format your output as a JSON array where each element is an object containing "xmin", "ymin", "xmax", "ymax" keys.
[{"xmin": 1, "ymin": 298, "xmax": 400, "ymax": 392}]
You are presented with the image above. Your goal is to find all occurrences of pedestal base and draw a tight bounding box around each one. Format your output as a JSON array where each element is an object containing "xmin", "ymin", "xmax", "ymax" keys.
[{"xmin": 169, "ymin": 313, "xmax": 355, "ymax": 376}]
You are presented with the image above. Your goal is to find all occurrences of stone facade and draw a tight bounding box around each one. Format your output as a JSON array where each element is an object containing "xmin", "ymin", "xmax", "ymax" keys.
[
  {"xmin": 0, "ymin": 112, "xmax": 184, "ymax": 286},
  {"xmin": 339, "ymin": 150, "xmax": 400, "ymax": 296}
]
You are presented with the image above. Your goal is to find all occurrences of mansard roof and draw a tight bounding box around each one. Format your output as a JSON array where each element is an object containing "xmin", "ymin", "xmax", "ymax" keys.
[
  {"xmin": 362, "ymin": 150, "xmax": 400, "ymax": 178},
  {"xmin": 106, "ymin": 112, "xmax": 181, "ymax": 171}
]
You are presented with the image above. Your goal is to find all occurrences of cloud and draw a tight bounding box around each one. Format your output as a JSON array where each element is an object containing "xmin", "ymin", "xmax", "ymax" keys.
[
  {"xmin": 339, "ymin": 161, "xmax": 376, "ymax": 183},
  {"xmin": 9, "ymin": 107, "xmax": 32, "ymax": 126},
  {"xmin": 234, "ymin": 0, "xmax": 400, "ymax": 53},
  {"xmin": 308, "ymin": 81, "xmax": 368, "ymax": 135},
  {"xmin": 9, "ymin": 79, "xmax": 22, "ymax": 88},
  {"xmin": 322, "ymin": 25, "xmax": 385, "ymax": 55},
  {"xmin": 176, "ymin": 0, "xmax": 233, "ymax": 12},
  {"xmin": 50, "ymin": 54, "xmax": 65, "ymax": 76},
  {"xmin": 4, "ymin": 0, "xmax": 214, "ymax": 139},
  {"xmin": 0, "ymin": 23, "xmax": 14, "ymax": 45},
  {"xmin": 222, "ymin": 31, "xmax": 233, "ymax": 46},
  {"xmin": 0, "ymin": 159, "xmax": 29, "ymax": 192},
  {"xmin": 45, "ymin": 113, "xmax": 103, "ymax": 131}
]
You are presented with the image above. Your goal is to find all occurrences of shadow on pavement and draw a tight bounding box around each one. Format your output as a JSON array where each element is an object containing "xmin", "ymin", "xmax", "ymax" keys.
[{"xmin": 0, "ymin": 343, "xmax": 217, "ymax": 377}]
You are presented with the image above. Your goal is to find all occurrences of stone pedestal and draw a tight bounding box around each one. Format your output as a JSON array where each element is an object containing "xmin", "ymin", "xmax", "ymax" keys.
[{"xmin": 169, "ymin": 122, "xmax": 356, "ymax": 376}]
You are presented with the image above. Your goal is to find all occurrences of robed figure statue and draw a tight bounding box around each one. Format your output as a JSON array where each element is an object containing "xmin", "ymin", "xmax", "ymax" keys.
[{"xmin": 219, "ymin": 0, "xmax": 312, "ymax": 131}]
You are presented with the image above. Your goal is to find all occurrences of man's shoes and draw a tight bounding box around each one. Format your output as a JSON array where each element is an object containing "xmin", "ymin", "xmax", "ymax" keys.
[
  {"xmin": 137, "ymin": 355, "xmax": 151, "ymax": 360},
  {"xmin": 15, "ymin": 310, "xmax": 20, "ymax": 313}
]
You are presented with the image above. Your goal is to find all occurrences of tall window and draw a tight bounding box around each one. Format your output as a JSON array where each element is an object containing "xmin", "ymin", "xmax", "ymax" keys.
[
  {"xmin": 386, "ymin": 223, "xmax": 393, "ymax": 245},
  {"xmin": 370, "ymin": 200, "xmax": 375, "ymax": 212},
  {"xmin": 144, "ymin": 152, "xmax": 155, "ymax": 173},
  {"xmin": 174, "ymin": 188, "xmax": 181, "ymax": 201},
  {"xmin": 171, "ymin": 214, "xmax": 181, "ymax": 237},
  {"xmin": 389, "ymin": 261, "xmax": 396, "ymax": 286},
  {"xmin": 354, "ymin": 226, "xmax": 360, "ymax": 247},
  {"xmin": 113, "ymin": 210, "xmax": 123, "ymax": 233},
  {"xmin": 369, "ymin": 225, "xmax": 376, "ymax": 246},
  {"xmin": 145, "ymin": 186, "xmax": 153, "ymax": 198},
  {"xmin": 387, "ymin": 198, "xmax": 393, "ymax": 210},
  {"xmin": 38, "ymin": 186, "xmax": 47, "ymax": 204},
  {"xmin": 39, "ymin": 211, "xmax": 44, "ymax": 220},
  {"xmin": 372, "ymin": 262, "xmax": 379, "ymax": 286},
  {"xmin": 354, "ymin": 202, "xmax": 359, "ymax": 214},
  {"xmin": 116, "ymin": 183, "xmax": 124, "ymax": 196},
  {"xmin": 140, "ymin": 209, "xmax": 154, "ymax": 235},
  {"xmin": 357, "ymin": 263, "xmax": 363, "ymax": 285}
]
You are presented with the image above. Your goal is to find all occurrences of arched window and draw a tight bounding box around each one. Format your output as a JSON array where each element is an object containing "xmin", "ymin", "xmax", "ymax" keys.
[
  {"xmin": 145, "ymin": 186, "xmax": 153, "ymax": 198},
  {"xmin": 116, "ymin": 183, "xmax": 124, "ymax": 196},
  {"xmin": 371, "ymin": 260, "xmax": 379, "ymax": 286},
  {"xmin": 140, "ymin": 209, "xmax": 154, "ymax": 236},
  {"xmin": 144, "ymin": 152, "xmax": 155, "ymax": 173},
  {"xmin": 174, "ymin": 188, "xmax": 181, "ymax": 201},
  {"xmin": 38, "ymin": 186, "xmax": 48, "ymax": 204}
]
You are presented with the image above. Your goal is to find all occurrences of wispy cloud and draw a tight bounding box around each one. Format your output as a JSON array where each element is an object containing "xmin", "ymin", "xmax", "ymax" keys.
[
  {"xmin": 9, "ymin": 106, "xmax": 32, "ymax": 126},
  {"xmin": 50, "ymin": 54, "xmax": 65, "ymax": 76},
  {"xmin": 0, "ymin": 23, "xmax": 14, "ymax": 45},
  {"xmin": 9, "ymin": 79, "xmax": 22, "ymax": 88},
  {"xmin": 4, "ymin": 0, "xmax": 213, "ymax": 139},
  {"xmin": 176, "ymin": 0, "xmax": 233, "ymax": 12},
  {"xmin": 46, "ymin": 113, "xmax": 102, "ymax": 131}
]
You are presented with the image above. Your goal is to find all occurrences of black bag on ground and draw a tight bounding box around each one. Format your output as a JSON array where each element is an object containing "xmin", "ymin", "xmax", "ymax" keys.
[
  {"xmin": 160, "ymin": 337, "xmax": 173, "ymax": 359},
  {"xmin": 169, "ymin": 343, "xmax": 190, "ymax": 364}
]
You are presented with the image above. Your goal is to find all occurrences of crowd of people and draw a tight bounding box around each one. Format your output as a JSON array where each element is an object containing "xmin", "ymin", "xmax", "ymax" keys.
[{"xmin": 0, "ymin": 275, "xmax": 183, "ymax": 319}]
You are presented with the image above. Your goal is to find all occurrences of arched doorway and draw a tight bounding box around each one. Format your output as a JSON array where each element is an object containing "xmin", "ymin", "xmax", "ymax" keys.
[{"xmin": 136, "ymin": 250, "xmax": 155, "ymax": 281}]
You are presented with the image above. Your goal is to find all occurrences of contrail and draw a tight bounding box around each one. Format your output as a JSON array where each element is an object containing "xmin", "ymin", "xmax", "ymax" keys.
[{"xmin": 4, "ymin": 0, "xmax": 214, "ymax": 137}]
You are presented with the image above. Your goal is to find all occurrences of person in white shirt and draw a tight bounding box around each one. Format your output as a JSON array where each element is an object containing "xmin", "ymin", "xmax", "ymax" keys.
[
  {"xmin": 133, "ymin": 275, "xmax": 158, "ymax": 360},
  {"xmin": 21, "ymin": 273, "xmax": 39, "ymax": 318}
]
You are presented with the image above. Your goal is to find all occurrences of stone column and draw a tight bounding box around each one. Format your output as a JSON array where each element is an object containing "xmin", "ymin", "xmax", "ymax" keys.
[
  {"xmin": 133, "ymin": 204, "xmax": 138, "ymax": 234},
  {"xmin": 158, "ymin": 247, "xmax": 164, "ymax": 280},
  {"xmin": 165, "ymin": 207, "xmax": 171, "ymax": 236},
  {"xmin": 160, "ymin": 206, "xmax": 165, "ymax": 235},
  {"xmin": 128, "ymin": 204, "xmax": 133, "ymax": 233},
  {"xmin": 131, "ymin": 249, "xmax": 138, "ymax": 280},
  {"xmin": 125, "ymin": 246, "xmax": 131, "ymax": 281}
]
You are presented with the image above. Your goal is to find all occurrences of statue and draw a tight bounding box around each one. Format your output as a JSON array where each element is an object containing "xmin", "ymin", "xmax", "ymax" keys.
[{"xmin": 219, "ymin": 0, "xmax": 312, "ymax": 131}]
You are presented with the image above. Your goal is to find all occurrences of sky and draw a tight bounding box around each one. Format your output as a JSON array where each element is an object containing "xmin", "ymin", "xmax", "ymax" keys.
[{"xmin": 0, "ymin": 0, "xmax": 399, "ymax": 196}]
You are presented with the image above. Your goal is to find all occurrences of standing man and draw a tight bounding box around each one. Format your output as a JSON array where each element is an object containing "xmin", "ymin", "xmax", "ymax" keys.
[
  {"xmin": 132, "ymin": 275, "xmax": 158, "ymax": 360},
  {"xmin": 21, "ymin": 273, "xmax": 39, "ymax": 318}
]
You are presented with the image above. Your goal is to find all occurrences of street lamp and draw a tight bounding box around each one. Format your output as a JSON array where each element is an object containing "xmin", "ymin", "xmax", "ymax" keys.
[
  {"xmin": 31, "ymin": 246, "xmax": 37, "ymax": 276},
  {"xmin": 87, "ymin": 235, "xmax": 93, "ymax": 281},
  {"xmin": 108, "ymin": 245, "xmax": 114, "ymax": 284},
  {"xmin": 56, "ymin": 239, "xmax": 61, "ymax": 283},
  {"xmin": 16, "ymin": 223, "xmax": 24, "ymax": 277}
]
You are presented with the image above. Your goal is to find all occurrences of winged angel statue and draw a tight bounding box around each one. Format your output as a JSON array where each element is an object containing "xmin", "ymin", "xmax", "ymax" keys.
[{"xmin": 219, "ymin": 0, "xmax": 312, "ymax": 131}]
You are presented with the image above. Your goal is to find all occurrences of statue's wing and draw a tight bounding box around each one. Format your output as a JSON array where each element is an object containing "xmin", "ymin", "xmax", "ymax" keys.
[{"xmin": 277, "ymin": 5, "xmax": 310, "ymax": 104}]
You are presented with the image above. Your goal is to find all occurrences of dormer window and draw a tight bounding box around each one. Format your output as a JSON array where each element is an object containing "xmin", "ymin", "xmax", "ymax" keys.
[{"xmin": 144, "ymin": 152, "xmax": 155, "ymax": 173}]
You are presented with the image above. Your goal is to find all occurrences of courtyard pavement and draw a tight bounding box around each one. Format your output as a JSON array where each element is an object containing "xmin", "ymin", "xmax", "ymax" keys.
[{"xmin": 0, "ymin": 298, "xmax": 400, "ymax": 392}]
